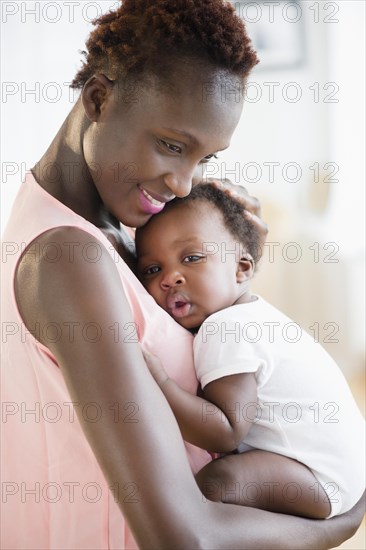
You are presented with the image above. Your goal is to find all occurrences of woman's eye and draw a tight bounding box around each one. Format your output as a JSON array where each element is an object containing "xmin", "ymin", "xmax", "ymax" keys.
[
  {"xmin": 143, "ymin": 266, "xmax": 160, "ymax": 276},
  {"xmin": 159, "ymin": 139, "xmax": 182, "ymax": 154},
  {"xmin": 202, "ymin": 153, "xmax": 218, "ymax": 163},
  {"xmin": 183, "ymin": 255, "xmax": 203, "ymax": 263}
]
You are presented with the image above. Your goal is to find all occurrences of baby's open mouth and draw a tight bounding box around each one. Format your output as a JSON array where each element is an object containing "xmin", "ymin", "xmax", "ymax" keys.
[{"xmin": 166, "ymin": 294, "xmax": 191, "ymax": 319}]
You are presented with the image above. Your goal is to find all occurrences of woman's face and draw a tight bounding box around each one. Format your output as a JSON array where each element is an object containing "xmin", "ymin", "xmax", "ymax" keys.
[{"xmin": 82, "ymin": 72, "xmax": 244, "ymax": 227}]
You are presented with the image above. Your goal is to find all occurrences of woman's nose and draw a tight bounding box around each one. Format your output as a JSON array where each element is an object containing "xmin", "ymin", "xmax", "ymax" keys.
[
  {"xmin": 163, "ymin": 165, "xmax": 201, "ymax": 198},
  {"xmin": 160, "ymin": 271, "xmax": 185, "ymax": 290},
  {"xmin": 163, "ymin": 173, "xmax": 192, "ymax": 198}
]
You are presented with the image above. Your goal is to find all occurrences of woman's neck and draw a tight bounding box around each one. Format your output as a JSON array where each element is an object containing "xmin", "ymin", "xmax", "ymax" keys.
[{"xmin": 31, "ymin": 98, "xmax": 118, "ymax": 230}]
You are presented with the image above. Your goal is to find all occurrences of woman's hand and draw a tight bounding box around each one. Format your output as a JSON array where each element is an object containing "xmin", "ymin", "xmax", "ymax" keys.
[
  {"xmin": 205, "ymin": 177, "xmax": 269, "ymax": 248},
  {"xmin": 142, "ymin": 348, "xmax": 169, "ymax": 387}
]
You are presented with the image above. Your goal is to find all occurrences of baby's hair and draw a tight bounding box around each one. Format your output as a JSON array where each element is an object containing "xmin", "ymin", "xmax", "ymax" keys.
[
  {"xmin": 71, "ymin": 0, "xmax": 258, "ymax": 89},
  {"xmin": 141, "ymin": 183, "xmax": 263, "ymax": 266}
]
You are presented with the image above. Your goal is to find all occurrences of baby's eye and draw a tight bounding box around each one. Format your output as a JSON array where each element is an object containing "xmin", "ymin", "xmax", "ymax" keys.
[
  {"xmin": 158, "ymin": 139, "xmax": 182, "ymax": 154},
  {"xmin": 183, "ymin": 255, "xmax": 204, "ymax": 263},
  {"xmin": 142, "ymin": 265, "xmax": 161, "ymax": 276}
]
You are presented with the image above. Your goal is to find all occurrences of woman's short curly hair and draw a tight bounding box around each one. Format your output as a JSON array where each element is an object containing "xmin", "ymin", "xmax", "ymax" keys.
[
  {"xmin": 136, "ymin": 183, "xmax": 263, "ymax": 267},
  {"xmin": 71, "ymin": 0, "xmax": 258, "ymax": 89}
]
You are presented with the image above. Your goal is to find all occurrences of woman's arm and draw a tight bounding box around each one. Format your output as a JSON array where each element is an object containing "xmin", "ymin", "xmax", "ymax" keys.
[
  {"xmin": 203, "ymin": 493, "xmax": 365, "ymax": 550},
  {"xmin": 16, "ymin": 226, "xmax": 364, "ymax": 549},
  {"xmin": 143, "ymin": 350, "xmax": 256, "ymax": 452}
]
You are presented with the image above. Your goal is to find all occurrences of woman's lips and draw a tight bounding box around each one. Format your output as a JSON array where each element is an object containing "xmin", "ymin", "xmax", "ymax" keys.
[{"xmin": 138, "ymin": 185, "xmax": 169, "ymax": 215}]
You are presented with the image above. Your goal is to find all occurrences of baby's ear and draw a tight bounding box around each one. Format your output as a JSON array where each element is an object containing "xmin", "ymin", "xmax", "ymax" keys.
[{"xmin": 236, "ymin": 254, "xmax": 254, "ymax": 283}]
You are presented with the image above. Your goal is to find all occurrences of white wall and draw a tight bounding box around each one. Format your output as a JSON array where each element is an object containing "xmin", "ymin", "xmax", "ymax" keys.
[
  {"xmin": 210, "ymin": 1, "xmax": 365, "ymax": 373},
  {"xmin": 1, "ymin": 1, "xmax": 365, "ymax": 374},
  {"xmin": 1, "ymin": 1, "xmax": 118, "ymax": 223}
]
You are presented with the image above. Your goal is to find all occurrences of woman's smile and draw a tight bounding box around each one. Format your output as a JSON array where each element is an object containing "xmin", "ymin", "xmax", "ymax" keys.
[{"xmin": 138, "ymin": 185, "xmax": 169, "ymax": 214}]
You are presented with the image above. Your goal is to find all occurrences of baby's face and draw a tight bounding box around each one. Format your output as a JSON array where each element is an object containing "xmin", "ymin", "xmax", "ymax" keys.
[{"xmin": 136, "ymin": 201, "xmax": 246, "ymax": 329}]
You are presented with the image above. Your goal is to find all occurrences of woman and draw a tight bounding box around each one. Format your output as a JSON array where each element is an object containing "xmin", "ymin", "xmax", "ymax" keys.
[{"xmin": 1, "ymin": 1, "xmax": 363, "ymax": 548}]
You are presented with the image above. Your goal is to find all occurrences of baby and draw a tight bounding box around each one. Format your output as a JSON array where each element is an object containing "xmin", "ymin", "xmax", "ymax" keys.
[{"xmin": 135, "ymin": 183, "xmax": 365, "ymax": 519}]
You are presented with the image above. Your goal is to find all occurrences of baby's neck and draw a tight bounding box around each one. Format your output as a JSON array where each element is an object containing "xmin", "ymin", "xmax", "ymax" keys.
[
  {"xmin": 233, "ymin": 288, "xmax": 257, "ymax": 306},
  {"xmin": 190, "ymin": 291, "xmax": 256, "ymax": 334}
]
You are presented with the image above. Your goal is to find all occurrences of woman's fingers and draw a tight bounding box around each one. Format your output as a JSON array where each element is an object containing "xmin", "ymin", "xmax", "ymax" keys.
[
  {"xmin": 206, "ymin": 177, "xmax": 261, "ymax": 215},
  {"xmin": 244, "ymin": 209, "xmax": 269, "ymax": 241},
  {"xmin": 205, "ymin": 178, "xmax": 269, "ymax": 242}
]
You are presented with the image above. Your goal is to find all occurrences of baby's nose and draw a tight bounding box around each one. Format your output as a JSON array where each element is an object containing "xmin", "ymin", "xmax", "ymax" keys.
[{"xmin": 160, "ymin": 271, "xmax": 185, "ymax": 289}]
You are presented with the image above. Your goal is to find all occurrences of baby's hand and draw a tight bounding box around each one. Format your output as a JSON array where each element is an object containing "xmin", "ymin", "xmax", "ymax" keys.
[{"xmin": 142, "ymin": 348, "xmax": 169, "ymax": 388}]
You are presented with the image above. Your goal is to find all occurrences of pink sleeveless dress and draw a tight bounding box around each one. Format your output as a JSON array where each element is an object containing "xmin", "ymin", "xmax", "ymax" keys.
[{"xmin": 1, "ymin": 172, "xmax": 211, "ymax": 549}]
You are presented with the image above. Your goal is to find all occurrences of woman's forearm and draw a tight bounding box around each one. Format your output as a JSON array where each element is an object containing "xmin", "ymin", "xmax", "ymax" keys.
[{"xmin": 201, "ymin": 493, "xmax": 364, "ymax": 550}]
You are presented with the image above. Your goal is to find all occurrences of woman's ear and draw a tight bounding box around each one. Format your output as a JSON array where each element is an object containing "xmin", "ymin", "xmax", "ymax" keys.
[
  {"xmin": 81, "ymin": 74, "xmax": 115, "ymax": 121},
  {"xmin": 236, "ymin": 254, "xmax": 254, "ymax": 283}
]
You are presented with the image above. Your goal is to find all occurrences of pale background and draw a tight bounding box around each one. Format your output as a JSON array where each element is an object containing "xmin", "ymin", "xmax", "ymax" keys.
[{"xmin": 1, "ymin": 1, "xmax": 365, "ymax": 546}]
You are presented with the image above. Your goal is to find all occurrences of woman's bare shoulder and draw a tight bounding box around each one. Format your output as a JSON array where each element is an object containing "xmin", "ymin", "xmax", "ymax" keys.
[{"xmin": 15, "ymin": 225, "xmax": 127, "ymax": 347}]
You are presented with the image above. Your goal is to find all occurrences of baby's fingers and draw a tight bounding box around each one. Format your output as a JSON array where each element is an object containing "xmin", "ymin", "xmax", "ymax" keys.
[{"xmin": 142, "ymin": 347, "xmax": 159, "ymax": 365}]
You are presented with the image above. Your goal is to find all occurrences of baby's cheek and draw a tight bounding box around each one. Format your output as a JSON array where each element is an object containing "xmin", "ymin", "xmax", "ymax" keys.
[{"xmin": 151, "ymin": 286, "xmax": 165, "ymax": 308}]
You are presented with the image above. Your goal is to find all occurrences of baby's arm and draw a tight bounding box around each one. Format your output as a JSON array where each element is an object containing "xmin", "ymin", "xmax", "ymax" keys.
[{"xmin": 143, "ymin": 349, "xmax": 256, "ymax": 452}]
